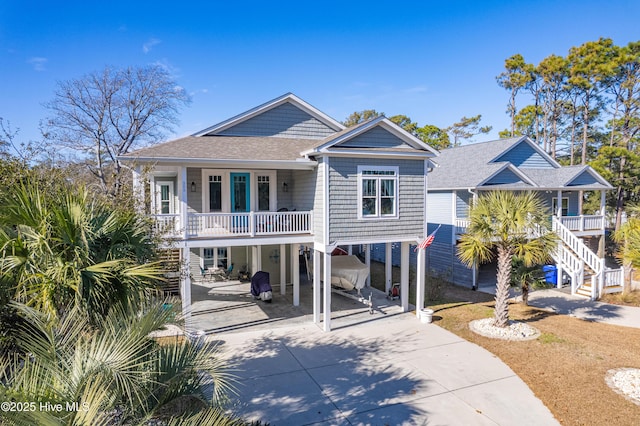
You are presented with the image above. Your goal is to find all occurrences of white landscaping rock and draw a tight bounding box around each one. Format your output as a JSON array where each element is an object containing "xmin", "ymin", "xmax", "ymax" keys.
[
  {"xmin": 469, "ymin": 318, "xmax": 541, "ymax": 341},
  {"xmin": 606, "ymin": 368, "xmax": 640, "ymax": 406}
]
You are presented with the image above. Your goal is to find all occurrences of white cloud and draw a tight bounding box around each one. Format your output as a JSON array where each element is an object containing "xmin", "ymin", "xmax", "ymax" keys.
[
  {"xmin": 27, "ymin": 57, "xmax": 47, "ymax": 71},
  {"xmin": 143, "ymin": 38, "xmax": 161, "ymax": 53}
]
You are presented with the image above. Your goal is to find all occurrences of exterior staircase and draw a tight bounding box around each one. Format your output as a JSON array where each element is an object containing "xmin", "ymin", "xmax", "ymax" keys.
[
  {"xmin": 551, "ymin": 217, "xmax": 623, "ymax": 300},
  {"xmin": 158, "ymin": 249, "xmax": 181, "ymax": 294}
]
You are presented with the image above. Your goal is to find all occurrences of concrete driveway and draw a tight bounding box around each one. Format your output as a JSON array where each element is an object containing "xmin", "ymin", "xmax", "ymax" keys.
[{"xmin": 213, "ymin": 312, "xmax": 558, "ymax": 425}]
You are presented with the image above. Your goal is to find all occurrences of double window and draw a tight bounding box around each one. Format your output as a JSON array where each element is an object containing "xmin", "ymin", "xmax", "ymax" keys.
[
  {"xmin": 358, "ymin": 166, "xmax": 398, "ymax": 219},
  {"xmin": 202, "ymin": 247, "xmax": 229, "ymax": 269}
]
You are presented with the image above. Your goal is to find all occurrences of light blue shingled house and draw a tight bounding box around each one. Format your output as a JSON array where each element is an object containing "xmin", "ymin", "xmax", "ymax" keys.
[
  {"xmin": 422, "ymin": 135, "xmax": 623, "ymax": 299},
  {"xmin": 120, "ymin": 93, "xmax": 438, "ymax": 332}
]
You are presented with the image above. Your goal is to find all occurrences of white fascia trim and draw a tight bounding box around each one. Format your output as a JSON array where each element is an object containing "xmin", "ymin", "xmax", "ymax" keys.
[
  {"xmin": 184, "ymin": 235, "xmax": 315, "ymax": 249},
  {"xmin": 302, "ymin": 116, "xmax": 438, "ymax": 156},
  {"xmin": 489, "ymin": 136, "xmax": 561, "ymax": 168},
  {"xmin": 120, "ymin": 157, "xmax": 317, "ymax": 170},
  {"xmin": 327, "ymin": 236, "xmax": 422, "ymax": 247},
  {"xmin": 477, "ymin": 163, "xmax": 539, "ymax": 187},
  {"xmin": 565, "ymin": 166, "xmax": 614, "ymax": 189},
  {"xmin": 308, "ymin": 150, "xmax": 436, "ymax": 160},
  {"xmin": 192, "ymin": 93, "xmax": 345, "ymax": 137}
]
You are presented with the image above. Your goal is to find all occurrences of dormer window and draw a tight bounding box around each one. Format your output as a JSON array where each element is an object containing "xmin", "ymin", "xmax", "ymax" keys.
[{"xmin": 358, "ymin": 166, "xmax": 398, "ymax": 219}]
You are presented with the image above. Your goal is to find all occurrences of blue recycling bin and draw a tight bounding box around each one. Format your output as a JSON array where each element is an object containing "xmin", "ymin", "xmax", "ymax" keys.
[{"xmin": 542, "ymin": 265, "xmax": 557, "ymax": 284}]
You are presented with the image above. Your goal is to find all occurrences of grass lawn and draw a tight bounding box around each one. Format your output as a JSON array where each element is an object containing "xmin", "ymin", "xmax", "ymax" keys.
[{"xmin": 369, "ymin": 261, "xmax": 640, "ymax": 426}]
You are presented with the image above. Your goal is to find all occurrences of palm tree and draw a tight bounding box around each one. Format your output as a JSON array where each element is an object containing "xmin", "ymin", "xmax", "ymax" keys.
[
  {"xmin": 457, "ymin": 191, "xmax": 557, "ymax": 327},
  {"xmin": 0, "ymin": 299, "xmax": 239, "ymax": 425},
  {"xmin": 613, "ymin": 208, "xmax": 640, "ymax": 289},
  {"xmin": 0, "ymin": 181, "xmax": 163, "ymax": 323}
]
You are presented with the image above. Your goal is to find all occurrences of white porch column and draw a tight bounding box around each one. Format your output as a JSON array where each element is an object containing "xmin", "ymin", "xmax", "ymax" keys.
[
  {"xmin": 180, "ymin": 246, "xmax": 192, "ymax": 330},
  {"xmin": 251, "ymin": 246, "xmax": 259, "ymax": 275},
  {"xmin": 291, "ymin": 244, "xmax": 300, "ymax": 306},
  {"xmin": 132, "ymin": 165, "xmax": 143, "ymax": 214},
  {"xmin": 180, "ymin": 167, "xmax": 188, "ymax": 239},
  {"xmin": 599, "ymin": 190, "xmax": 606, "ymax": 257},
  {"xmin": 323, "ymin": 251, "xmax": 332, "ymax": 332},
  {"xmin": 415, "ymin": 245, "xmax": 426, "ymax": 319},
  {"xmin": 364, "ymin": 244, "xmax": 371, "ymax": 287},
  {"xmin": 347, "ymin": 245, "xmax": 353, "ymax": 255},
  {"xmin": 280, "ymin": 244, "xmax": 286, "ymax": 295},
  {"xmin": 313, "ymin": 249, "xmax": 321, "ymax": 324},
  {"xmin": 556, "ymin": 190, "xmax": 563, "ymax": 218},
  {"xmin": 556, "ymin": 190, "xmax": 563, "ymax": 289},
  {"xmin": 400, "ymin": 242, "xmax": 410, "ymax": 312},
  {"xmin": 385, "ymin": 242, "xmax": 392, "ymax": 294}
]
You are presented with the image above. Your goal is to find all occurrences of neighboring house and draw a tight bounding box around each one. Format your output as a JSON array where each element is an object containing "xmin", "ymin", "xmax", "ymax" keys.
[
  {"xmin": 421, "ymin": 135, "xmax": 623, "ymax": 299},
  {"xmin": 120, "ymin": 93, "xmax": 438, "ymax": 332}
]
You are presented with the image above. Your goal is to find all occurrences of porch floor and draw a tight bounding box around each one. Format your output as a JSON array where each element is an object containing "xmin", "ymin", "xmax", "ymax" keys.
[{"xmin": 188, "ymin": 275, "xmax": 407, "ymax": 335}]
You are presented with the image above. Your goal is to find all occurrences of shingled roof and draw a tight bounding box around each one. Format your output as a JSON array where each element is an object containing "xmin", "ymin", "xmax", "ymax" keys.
[{"xmin": 429, "ymin": 136, "xmax": 612, "ymax": 191}]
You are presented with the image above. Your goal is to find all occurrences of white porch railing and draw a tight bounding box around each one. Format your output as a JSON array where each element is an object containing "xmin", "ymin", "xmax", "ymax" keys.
[
  {"xmin": 150, "ymin": 214, "xmax": 180, "ymax": 236},
  {"xmin": 456, "ymin": 215, "xmax": 605, "ymax": 235},
  {"xmin": 455, "ymin": 218, "xmax": 470, "ymax": 235},
  {"xmin": 185, "ymin": 211, "xmax": 313, "ymax": 238},
  {"xmin": 601, "ymin": 268, "xmax": 625, "ymax": 294},
  {"xmin": 559, "ymin": 215, "xmax": 605, "ymax": 232}
]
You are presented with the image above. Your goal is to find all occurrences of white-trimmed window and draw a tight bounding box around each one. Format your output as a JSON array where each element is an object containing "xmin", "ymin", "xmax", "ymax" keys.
[
  {"xmin": 257, "ymin": 175, "xmax": 270, "ymax": 211},
  {"xmin": 209, "ymin": 175, "xmax": 222, "ymax": 212},
  {"xmin": 357, "ymin": 166, "xmax": 399, "ymax": 219},
  {"xmin": 202, "ymin": 247, "xmax": 229, "ymax": 269},
  {"xmin": 155, "ymin": 181, "xmax": 174, "ymax": 214}
]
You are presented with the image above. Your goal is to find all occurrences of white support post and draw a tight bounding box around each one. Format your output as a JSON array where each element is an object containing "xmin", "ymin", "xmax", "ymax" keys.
[
  {"xmin": 291, "ymin": 244, "xmax": 299, "ymax": 306},
  {"xmin": 323, "ymin": 251, "xmax": 332, "ymax": 332},
  {"xmin": 416, "ymin": 246, "xmax": 426, "ymax": 319},
  {"xmin": 180, "ymin": 246, "xmax": 192, "ymax": 330},
  {"xmin": 347, "ymin": 245, "xmax": 353, "ymax": 255},
  {"xmin": 599, "ymin": 190, "xmax": 606, "ymax": 256},
  {"xmin": 556, "ymin": 261, "xmax": 563, "ymax": 289},
  {"xmin": 257, "ymin": 245, "xmax": 262, "ymax": 272},
  {"xmin": 132, "ymin": 165, "xmax": 143, "ymax": 214},
  {"xmin": 251, "ymin": 246, "xmax": 259, "ymax": 275},
  {"xmin": 313, "ymin": 249, "xmax": 321, "ymax": 324},
  {"xmin": 180, "ymin": 167, "xmax": 188, "ymax": 239},
  {"xmin": 400, "ymin": 242, "xmax": 410, "ymax": 312},
  {"xmin": 280, "ymin": 244, "xmax": 286, "ymax": 295},
  {"xmin": 556, "ymin": 190, "xmax": 563, "ymax": 218},
  {"xmin": 385, "ymin": 242, "xmax": 392, "ymax": 294},
  {"xmin": 364, "ymin": 244, "xmax": 371, "ymax": 287}
]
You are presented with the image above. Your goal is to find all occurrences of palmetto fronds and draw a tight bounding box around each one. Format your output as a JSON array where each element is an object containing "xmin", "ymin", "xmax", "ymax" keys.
[
  {"xmin": 0, "ymin": 300, "xmax": 236, "ymax": 425},
  {"xmin": 0, "ymin": 182, "xmax": 163, "ymax": 322},
  {"xmin": 457, "ymin": 191, "xmax": 557, "ymax": 327}
]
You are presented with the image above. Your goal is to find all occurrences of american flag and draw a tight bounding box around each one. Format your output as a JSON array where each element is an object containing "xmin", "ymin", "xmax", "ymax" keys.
[{"xmin": 415, "ymin": 225, "xmax": 441, "ymax": 252}]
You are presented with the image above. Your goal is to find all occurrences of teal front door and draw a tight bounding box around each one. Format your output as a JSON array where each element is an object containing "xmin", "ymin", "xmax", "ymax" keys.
[{"xmin": 230, "ymin": 173, "xmax": 250, "ymax": 212}]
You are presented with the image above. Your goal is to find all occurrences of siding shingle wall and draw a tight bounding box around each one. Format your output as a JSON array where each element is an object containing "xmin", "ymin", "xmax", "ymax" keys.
[
  {"xmin": 218, "ymin": 103, "xmax": 335, "ymax": 139},
  {"xmin": 328, "ymin": 158, "xmax": 425, "ymax": 242}
]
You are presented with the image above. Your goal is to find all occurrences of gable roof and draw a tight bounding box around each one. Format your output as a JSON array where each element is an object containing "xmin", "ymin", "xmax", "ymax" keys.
[
  {"xmin": 428, "ymin": 136, "xmax": 613, "ymax": 191},
  {"xmin": 302, "ymin": 116, "xmax": 439, "ymax": 159},
  {"xmin": 193, "ymin": 93, "xmax": 345, "ymax": 138}
]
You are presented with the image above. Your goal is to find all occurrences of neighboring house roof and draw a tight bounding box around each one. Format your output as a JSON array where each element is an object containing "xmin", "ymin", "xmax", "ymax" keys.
[{"xmin": 429, "ymin": 136, "xmax": 612, "ymax": 191}]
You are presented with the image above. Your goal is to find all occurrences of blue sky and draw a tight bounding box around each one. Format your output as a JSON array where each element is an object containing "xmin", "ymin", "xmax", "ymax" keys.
[{"xmin": 1, "ymin": 0, "xmax": 639, "ymax": 149}]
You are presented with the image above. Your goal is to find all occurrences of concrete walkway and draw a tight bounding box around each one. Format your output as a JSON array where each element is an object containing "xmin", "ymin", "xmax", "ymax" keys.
[
  {"xmin": 214, "ymin": 312, "xmax": 558, "ymax": 425},
  {"xmin": 528, "ymin": 288, "xmax": 640, "ymax": 329}
]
